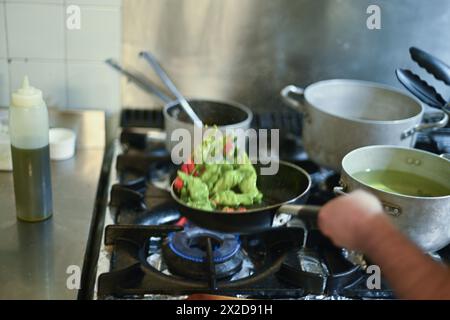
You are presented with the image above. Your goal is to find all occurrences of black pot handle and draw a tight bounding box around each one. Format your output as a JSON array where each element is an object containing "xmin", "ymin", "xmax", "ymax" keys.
[
  {"xmin": 277, "ymin": 204, "xmax": 321, "ymax": 219},
  {"xmin": 276, "ymin": 204, "xmax": 321, "ymax": 243}
]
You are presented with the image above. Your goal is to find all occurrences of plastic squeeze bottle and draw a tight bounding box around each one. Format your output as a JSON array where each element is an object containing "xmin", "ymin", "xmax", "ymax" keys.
[{"xmin": 9, "ymin": 76, "xmax": 53, "ymax": 222}]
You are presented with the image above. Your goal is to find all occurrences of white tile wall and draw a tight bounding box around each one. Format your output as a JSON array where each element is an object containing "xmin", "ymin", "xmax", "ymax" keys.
[
  {"xmin": 0, "ymin": 4, "xmax": 7, "ymax": 58},
  {"xmin": 66, "ymin": 0, "xmax": 122, "ymax": 6},
  {"xmin": 0, "ymin": 0, "xmax": 122, "ymax": 110},
  {"xmin": 6, "ymin": 3, "xmax": 64, "ymax": 59},
  {"xmin": 7, "ymin": 1, "xmax": 64, "ymax": 4},
  {"xmin": 67, "ymin": 6, "xmax": 121, "ymax": 60},
  {"xmin": 67, "ymin": 62, "xmax": 120, "ymax": 111},
  {"xmin": 9, "ymin": 60, "xmax": 66, "ymax": 108},
  {"xmin": 0, "ymin": 59, "xmax": 9, "ymax": 106}
]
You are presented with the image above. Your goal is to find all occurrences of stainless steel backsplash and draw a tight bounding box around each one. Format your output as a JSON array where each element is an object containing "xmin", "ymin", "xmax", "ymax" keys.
[{"xmin": 122, "ymin": 0, "xmax": 450, "ymax": 111}]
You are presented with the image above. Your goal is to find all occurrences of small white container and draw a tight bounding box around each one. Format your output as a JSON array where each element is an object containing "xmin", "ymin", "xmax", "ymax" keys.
[{"xmin": 49, "ymin": 128, "xmax": 76, "ymax": 161}]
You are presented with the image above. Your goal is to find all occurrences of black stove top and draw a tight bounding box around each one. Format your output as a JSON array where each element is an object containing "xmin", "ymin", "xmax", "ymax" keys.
[{"xmin": 96, "ymin": 109, "xmax": 450, "ymax": 300}]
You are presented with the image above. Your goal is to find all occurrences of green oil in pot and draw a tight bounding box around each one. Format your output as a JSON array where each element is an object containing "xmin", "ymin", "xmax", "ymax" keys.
[{"xmin": 353, "ymin": 169, "xmax": 450, "ymax": 197}]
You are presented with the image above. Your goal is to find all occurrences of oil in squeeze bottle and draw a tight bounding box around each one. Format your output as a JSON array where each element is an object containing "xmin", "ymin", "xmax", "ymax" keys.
[{"xmin": 9, "ymin": 76, "xmax": 53, "ymax": 222}]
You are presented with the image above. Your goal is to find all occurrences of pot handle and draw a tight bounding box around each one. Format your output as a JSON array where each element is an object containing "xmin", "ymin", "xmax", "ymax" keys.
[
  {"xmin": 334, "ymin": 186, "xmax": 403, "ymax": 217},
  {"xmin": 401, "ymin": 110, "xmax": 448, "ymax": 139},
  {"xmin": 280, "ymin": 85, "xmax": 306, "ymax": 112}
]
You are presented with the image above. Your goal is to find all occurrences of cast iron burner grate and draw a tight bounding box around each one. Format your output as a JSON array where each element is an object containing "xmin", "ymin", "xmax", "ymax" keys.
[
  {"xmin": 162, "ymin": 226, "xmax": 244, "ymax": 282},
  {"xmin": 97, "ymin": 113, "xmax": 450, "ymax": 299},
  {"xmin": 101, "ymin": 142, "xmax": 381, "ymax": 299},
  {"xmin": 97, "ymin": 221, "xmax": 377, "ymax": 299},
  {"xmin": 97, "ymin": 225, "xmax": 317, "ymax": 299}
]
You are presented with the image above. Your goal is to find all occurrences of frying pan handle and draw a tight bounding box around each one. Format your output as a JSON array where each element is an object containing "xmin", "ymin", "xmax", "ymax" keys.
[
  {"xmin": 333, "ymin": 186, "xmax": 348, "ymax": 196},
  {"xmin": 276, "ymin": 205, "xmax": 321, "ymax": 247},
  {"xmin": 277, "ymin": 204, "xmax": 321, "ymax": 219}
]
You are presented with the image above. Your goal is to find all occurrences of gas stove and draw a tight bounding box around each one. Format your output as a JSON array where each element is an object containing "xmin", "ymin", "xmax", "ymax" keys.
[{"xmin": 89, "ymin": 109, "xmax": 450, "ymax": 300}]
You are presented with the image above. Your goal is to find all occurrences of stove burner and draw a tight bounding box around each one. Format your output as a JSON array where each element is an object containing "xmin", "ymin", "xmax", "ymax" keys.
[
  {"xmin": 167, "ymin": 227, "xmax": 240, "ymax": 263},
  {"xmin": 161, "ymin": 227, "xmax": 244, "ymax": 280}
]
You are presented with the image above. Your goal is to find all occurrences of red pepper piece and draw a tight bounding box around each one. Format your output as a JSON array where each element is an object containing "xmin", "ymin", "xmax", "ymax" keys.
[
  {"xmin": 187, "ymin": 162, "xmax": 195, "ymax": 173},
  {"xmin": 175, "ymin": 217, "xmax": 188, "ymax": 226},
  {"xmin": 174, "ymin": 177, "xmax": 184, "ymax": 191},
  {"xmin": 181, "ymin": 164, "xmax": 189, "ymax": 173},
  {"xmin": 224, "ymin": 141, "xmax": 233, "ymax": 155}
]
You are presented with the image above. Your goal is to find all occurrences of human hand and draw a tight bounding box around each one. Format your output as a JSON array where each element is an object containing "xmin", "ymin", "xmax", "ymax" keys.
[{"xmin": 318, "ymin": 190, "xmax": 384, "ymax": 251}]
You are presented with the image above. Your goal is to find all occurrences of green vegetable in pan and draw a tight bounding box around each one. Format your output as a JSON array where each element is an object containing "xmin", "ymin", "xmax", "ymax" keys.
[{"xmin": 173, "ymin": 132, "xmax": 262, "ymax": 212}]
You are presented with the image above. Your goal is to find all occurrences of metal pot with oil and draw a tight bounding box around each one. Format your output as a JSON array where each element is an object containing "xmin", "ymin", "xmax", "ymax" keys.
[{"xmin": 336, "ymin": 145, "xmax": 450, "ymax": 252}]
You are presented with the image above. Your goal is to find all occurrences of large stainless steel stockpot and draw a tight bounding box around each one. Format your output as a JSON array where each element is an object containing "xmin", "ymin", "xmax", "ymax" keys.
[{"xmin": 281, "ymin": 79, "xmax": 448, "ymax": 171}]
